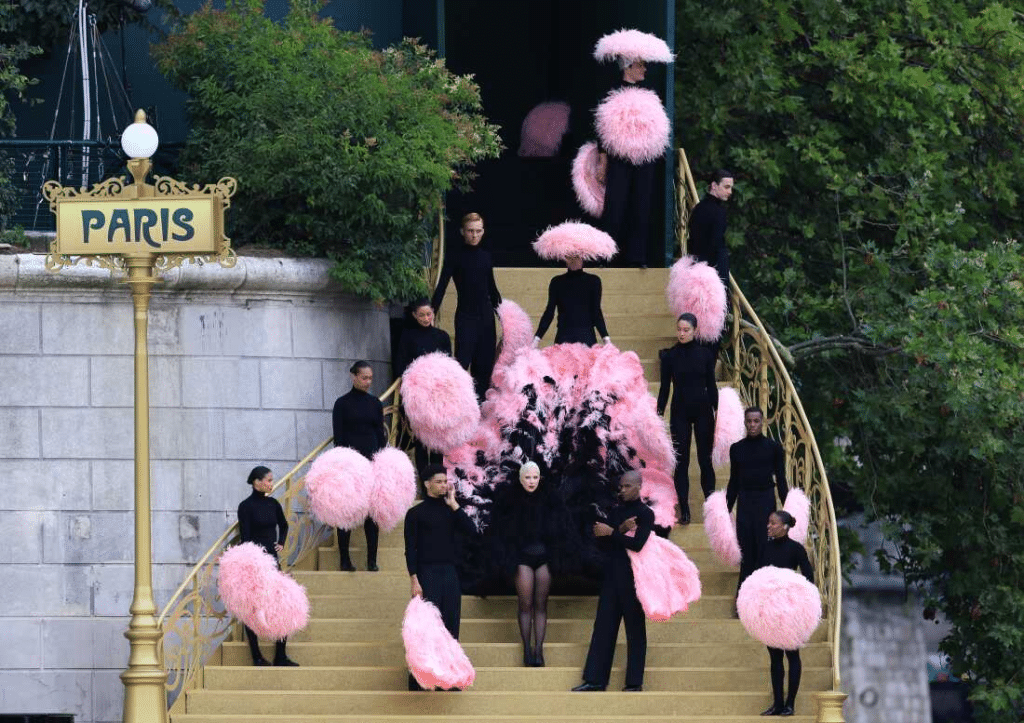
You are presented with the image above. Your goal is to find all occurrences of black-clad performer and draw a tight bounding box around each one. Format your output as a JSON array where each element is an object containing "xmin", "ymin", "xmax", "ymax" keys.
[
  {"xmin": 688, "ymin": 170, "xmax": 734, "ymax": 289},
  {"xmin": 757, "ymin": 510, "xmax": 814, "ymax": 717},
  {"xmin": 572, "ymin": 470, "xmax": 653, "ymax": 692},
  {"xmin": 431, "ymin": 212, "xmax": 503, "ymax": 400},
  {"xmin": 237, "ymin": 465, "xmax": 298, "ymax": 666},
  {"xmin": 404, "ymin": 464, "xmax": 478, "ymax": 690},
  {"xmin": 533, "ymin": 254, "xmax": 610, "ymax": 347},
  {"xmin": 726, "ymin": 407, "xmax": 788, "ymax": 596},
  {"xmin": 657, "ymin": 313, "xmax": 718, "ymax": 525},
  {"xmin": 332, "ymin": 360, "xmax": 385, "ymax": 572}
]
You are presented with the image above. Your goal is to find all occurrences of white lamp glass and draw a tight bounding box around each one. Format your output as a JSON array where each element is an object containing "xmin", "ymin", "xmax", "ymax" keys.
[{"xmin": 121, "ymin": 120, "xmax": 159, "ymax": 159}]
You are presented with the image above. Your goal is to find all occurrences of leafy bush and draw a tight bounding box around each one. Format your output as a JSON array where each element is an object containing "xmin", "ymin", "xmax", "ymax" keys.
[
  {"xmin": 154, "ymin": 0, "xmax": 501, "ymax": 302},
  {"xmin": 0, "ymin": 20, "xmax": 40, "ymax": 229}
]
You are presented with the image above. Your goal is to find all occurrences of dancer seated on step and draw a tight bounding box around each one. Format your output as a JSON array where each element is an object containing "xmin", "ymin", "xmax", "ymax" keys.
[
  {"xmin": 657, "ymin": 313, "xmax": 718, "ymax": 525},
  {"xmin": 237, "ymin": 465, "xmax": 299, "ymax": 666},
  {"xmin": 404, "ymin": 464, "xmax": 478, "ymax": 690},
  {"xmin": 572, "ymin": 470, "xmax": 653, "ymax": 692},
  {"xmin": 758, "ymin": 510, "xmax": 814, "ymax": 717},
  {"xmin": 332, "ymin": 361, "xmax": 385, "ymax": 572},
  {"xmin": 533, "ymin": 254, "xmax": 611, "ymax": 347}
]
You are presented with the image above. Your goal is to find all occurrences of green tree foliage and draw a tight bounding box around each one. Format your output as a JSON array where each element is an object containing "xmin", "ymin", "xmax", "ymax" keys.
[
  {"xmin": 676, "ymin": 1, "xmax": 1024, "ymax": 716},
  {"xmin": 0, "ymin": 15, "xmax": 41, "ymax": 227},
  {"xmin": 153, "ymin": 0, "xmax": 501, "ymax": 302},
  {"xmin": 0, "ymin": 0, "xmax": 177, "ymax": 50}
]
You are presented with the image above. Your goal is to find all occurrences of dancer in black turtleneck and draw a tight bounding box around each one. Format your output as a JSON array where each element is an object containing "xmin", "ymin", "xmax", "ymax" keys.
[
  {"xmin": 657, "ymin": 313, "xmax": 718, "ymax": 524},
  {"xmin": 237, "ymin": 465, "xmax": 298, "ymax": 666},
  {"xmin": 688, "ymin": 170, "xmax": 734, "ymax": 289},
  {"xmin": 431, "ymin": 213, "xmax": 502, "ymax": 400},
  {"xmin": 332, "ymin": 361, "xmax": 386, "ymax": 572},
  {"xmin": 727, "ymin": 406, "xmax": 788, "ymax": 596},
  {"xmin": 534, "ymin": 256, "xmax": 610, "ymax": 346},
  {"xmin": 756, "ymin": 510, "xmax": 814, "ymax": 717},
  {"xmin": 404, "ymin": 463, "xmax": 478, "ymax": 690}
]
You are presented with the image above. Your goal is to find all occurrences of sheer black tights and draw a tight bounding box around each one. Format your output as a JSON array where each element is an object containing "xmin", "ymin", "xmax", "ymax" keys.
[
  {"xmin": 768, "ymin": 647, "xmax": 801, "ymax": 707},
  {"xmin": 515, "ymin": 564, "xmax": 551, "ymax": 654}
]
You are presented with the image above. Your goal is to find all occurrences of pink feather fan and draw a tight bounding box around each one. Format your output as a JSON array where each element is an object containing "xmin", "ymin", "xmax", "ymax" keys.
[
  {"xmin": 783, "ymin": 488, "xmax": 811, "ymax": 545},
  {"xmin": 737, "ymin": 566, "xmax": 821, "ymax": 650},
  {"xmin": 713, "ymin": 387, "xmax": 746, "ymax": 468},
  {"xmin": 369, "ymin": 448, "xmax": 417, "ymax": 532},
  {"xmin": 305, "ymin": 447, "xmax": 373, "ymax": 530},
  {"xmin": 628, "ymin": 533, "xmax": 701, "ymax": 621},
  {"xmin": 572, "ymin": 141, "xmax": 605, "ymax": 218},
  {"xmin": 518, "ymin": 101, "xmax": 571, "ymax": 158},
  {"xmin": 496, "ymin": 300, "xmax": 534, "ymax": 370},
  {"xmin": 593, "ymin": 29, "xmax": 675, "ymax": 64},
  {"xmin": 218, "ymin": 542, "xmax": 310, "ymax": 640},
  {"xmin": 666, "ymin": 255, "xmax": 728, "ymax": 342},
  {"xmin": 595, "ymin": 87, "xmax": 670, "ymax": 165},
  {"xmin": 402, "ymin": 352, "xmax": 481, "ymax": 453},
  {"xmin": 403, "ymin": 596, "xmax": 476, "ymax": 690},
  {"xmin": 639, "ymin": 467, "xmax": 678, "ymax": 529},
  {"xmin": 703, "ymin": 490, "xmax": 741, "ymax": 568},
  {"xmin": 533, "ymin": 221, "xmax": 617, "ymax": 262}
]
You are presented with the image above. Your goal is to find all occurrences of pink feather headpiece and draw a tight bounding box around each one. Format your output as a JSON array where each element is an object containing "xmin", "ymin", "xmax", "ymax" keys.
[
  {"xmin": 594, "ymin": 29, "xmax": 674, "ymax": 64},
  {"xmin": 533, "ymin": 221, "xmax": 617, "ymax": 262}
]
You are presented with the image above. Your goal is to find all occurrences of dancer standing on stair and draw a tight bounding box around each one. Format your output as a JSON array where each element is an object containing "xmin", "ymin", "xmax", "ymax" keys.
[
  {"xmin": 237, "ymin": 465, "xmax": 299, "ymax": 667},
  {"xmin": 533, "ymin": 254, "xmax": 610, "ymax": 347},
  {"xmin": 404, "ymin": 464, "xmax": 478, "ymax": 690},
  {"xmin": 688, "ymin": 170, "xmax": 734, "ymax": 290},
  {"xmin": 332, "ymin": 361, "xmax": 385, "ymax": 572},
  {"xmin": 657, "ymin": 313, "xmax": 718, "ymax": 525}
]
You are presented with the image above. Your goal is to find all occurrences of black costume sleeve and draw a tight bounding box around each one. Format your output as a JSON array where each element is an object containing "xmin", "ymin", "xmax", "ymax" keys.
[
  {"xmin": 656, "ymin": 349, "xmax": 671, "ymax": 416},
  {"xmin": 592, "ymin": 275, "xmax": 609, "ymax": 339},
  {"xmin": 488, "ymin": 265, "xmax": 502, "ymax": 311},
  {"xmin": 726, "ymin": 443, "xmax": 739, "ymax": 511},
  {"xmin": 440, "ymin": 330, "xmax": 453, "ymax": 356},
  {"xmin": 374, "ymin": 397, "xmax": 386, "ymax": 451},
  {"xmin": 706, "ymin": 348, "xmax": 719, "ymax": 411},
  {"xmin": 454, "ymin": 507, "xmax": 477, "ymax": 536},
  {"xmin": 610, "ymin": 505, "xmax": 654, "ymax": 552},
  {"xmin": 274, "ymin": 498, "xmax": 289, "ymax": 547},
  {"xmin": 431, "ymin": 254, "xmax": 454, "ymax": 315},
  {"xmin": 332, "ymin": 396, "xmax": 345, "ymax": 446},
  {"xmin": 237, "ymin": 500, "xmax": 252, "ymax": 543},
  {"xmin": 796, "ymin": 543, "xmax": 814, "ymax": 583},
  {"xmin": 535, "ymin": 277, "xmax": 558, "ymax": 339},
  {"xmin": 396, "ymin": 334, "xmax": 413, "ymax": 377},
  {"xmin": 774, "ymin": 442, "xmax": 788, "ymax": 505},
  {"xmin": 403, "ymin": 507, "xmax": 418, "ymax": 575}
]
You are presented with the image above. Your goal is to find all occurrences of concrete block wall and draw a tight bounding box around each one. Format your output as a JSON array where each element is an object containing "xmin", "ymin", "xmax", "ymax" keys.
[{"xmin": 0, "ymin": 253, "xmax": 391, "ymax": 722}]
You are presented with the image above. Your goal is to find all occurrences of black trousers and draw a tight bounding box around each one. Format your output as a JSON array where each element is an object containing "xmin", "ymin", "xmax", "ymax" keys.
[
  {"xmin": 582, "ymin": 565, "xmax": 646, "ymax": 688},
  {"xmin": 670, "ymin": 403, "xmax": 716, "ymax": 510},
  {"xmin": 554, "ymin": 326, "xmax": 598, "ymax": 345},
  {"xmin": 337, "ymin": 519, "xmax": 379, "ymax": 567},
  {"xmin": 768, "ymin": 646, "xmax": 802, "ymax": 707},
  {"xmin": 453, "ymin": 312, "xmax": 496, "ymax": 400},
  {"xmin": 602, "ymin": 155, "xmax": 656, "ymax": 266},
  {"xmin": 736, "ymin": 489, "xmax": 777, "ymax": 594},
  {"xmin": 409, "ymin": 563, "xmax": 463, "ymax": 690}
]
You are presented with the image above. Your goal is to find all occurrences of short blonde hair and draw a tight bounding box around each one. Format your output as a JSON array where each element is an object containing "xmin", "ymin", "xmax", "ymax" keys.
[
  {"xmin": 461, "ymin": 212, "xmax": 484, "ymax": 228},
  {"xmin": 519, "ymin": 461, "xmax": 540, "ymax": 480}
]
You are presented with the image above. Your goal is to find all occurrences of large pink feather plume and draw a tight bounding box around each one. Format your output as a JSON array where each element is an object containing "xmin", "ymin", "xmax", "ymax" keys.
[
  {"xmin": 595, "ymin": 87, "xmax": 670, "ymax": 166},
  {"xmin": 703, "ymin": 490, "xmax": 741, "ymax": 568},
  {"xmin": 368, "ymin": 448, "xmax": 417, "ymax": 532},
  {"xmin": 593, "ymin": 29, "xmax": 674, "ymax": 64},
  {"xmin": 533, "ymin": 221, "xmax": 617, "ymax": 262},
  {"xmin": 305, "ymin": 447, "xmax": 373, "ymax": 530},
  {"xmin": 496, "ymin": 300, "xmax": 534, "ymax": 370},
  {"xmin": 402, "ymin": 596, "xmax": 476, "ymax": 690},
  {"xmin": 518, "ymin": 101, "xmax": 571, "ymax": 158},
  {"xmin": 737, "ymin": 566, "xmax": 821, "ymax": 650},
  {"xmin": 628, "ymin": 533, "xmax": 701, "ymax": 621},
  {"xmin": 218, "ymin": 542, "xmax": 310, "ymax": 640},
  {"xmin": 783, "ymin": 488, "xmax": 811, "ymax": 545},
  {"xmin": 402, "ymin": 352, "xmax": 480, "ymax": 453},
  {"xmin": 713, "ymin": 387, "xmax": 746, "ymax": 467},
  {"xmin": 639, "ymin": 467, "xmax": 677, "ymax": 529},
  {"xmin": 572, "ymin": 141, "xmax": 605, "ymax": 218},
  {"xmin": 666, "ymin": 255, "xmax": 728, "ymax": 342}
]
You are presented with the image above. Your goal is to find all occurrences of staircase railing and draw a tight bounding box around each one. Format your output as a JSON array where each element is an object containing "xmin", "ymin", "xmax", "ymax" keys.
[{"xmin": 158, "ymin": 379, "xmax": 406, "ymax": 711}]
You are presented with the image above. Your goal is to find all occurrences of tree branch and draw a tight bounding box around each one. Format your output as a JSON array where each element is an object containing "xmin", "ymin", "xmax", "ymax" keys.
[{"xmin": 788, "ymin": 334, "xmax": 900, "ymax": 361}]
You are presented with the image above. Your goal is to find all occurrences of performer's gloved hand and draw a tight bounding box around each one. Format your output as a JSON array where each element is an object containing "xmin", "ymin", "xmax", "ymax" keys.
[
  {"xmin": 532, "ymin": 336, "xmax": 541, "ymax": 349},
  {"xmin": 602, "ymin": 336, "xmax": 611, "ymax": 346}
]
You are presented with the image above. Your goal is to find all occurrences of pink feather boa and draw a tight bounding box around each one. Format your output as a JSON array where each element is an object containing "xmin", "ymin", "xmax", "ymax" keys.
[
  {"xmin": 402, "ymin": 352, "xmax": 481, "ymax": 453},
  {"xmin": 629, "ymin": 533, "xmax": 701, "ymax": 621},
  {"xmin": 595, "ymin": 87, "xmax": 670, "ymax": 166},
  {"xmin": 496, "ymin": 300, "xmax": 534, "ymax": 371},
  {"xmin": 305, "ymin": 447, "xmax": 372, "ymax": 530},
  {"xmin": 713, "ymin": 387, "xmax": 745, "ymax": 468},
  {"xmin": 402, "ymin": 596, "xmax": 475, "ymax": 690},
  {"xmin": 218, "ymin": 542, "xmax": 310, "ymax": 640},
  {"xmin": 593, "ymin": 29, "xmax": 674, "ymax": 64},
  {"xmin": 533, "ymin": 221, "xmax": 617, "ymax": 262},
  {"xmin": 666, "ymin": 255, "xmax": 728, "ymax": 342},
  {"xmin": 702, "ymin": 490, "xmax": 741, "ymax": 568},
  {"xmin": 737, "ymin": 566, "xmax": 821, "ymax": 650},
  {"xmin": 783, "ymin": 488, "xmax": 811, "ymax": 545},
  {"xmin": 369, "ymin": 448, "xmax": 417, "ymax": 532},
  {"xmin": 572, "ymin": 141, "xmax": 605, "ymax": 218}
]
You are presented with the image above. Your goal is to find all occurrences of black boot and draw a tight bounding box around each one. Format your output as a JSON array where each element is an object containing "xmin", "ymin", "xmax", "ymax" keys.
[
  {"xmin": 245, "ymin": 626, "xmax": 269, "ymax": 666},
  {"xmin": 273, "ymin": 640, "xmax": 299, "ymax": 667}
]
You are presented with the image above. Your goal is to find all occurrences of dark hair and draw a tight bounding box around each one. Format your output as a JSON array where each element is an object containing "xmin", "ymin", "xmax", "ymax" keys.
[
  {"xmin": 772, "ymin": 510, "xmax": 796, "ymax": 528},
  {"xmin": 407, "ymin": 297, "xmax": 432, "ymax": 315},
  {"xmin": 350, "ymin": 360, "xmax": 372, "ymax": 375},
  {"xmin": 744, "ymin": 406, "xmax": 763, "ymax": 417},
  {"xmin": 711, "ymin": 169, "xmax": 733, "ymax": 186},
  {"xmin": 246, "ymin": 465, "xmax": 272, "ymax": 486},
  {"xmin": 421, "ymin": 463, "xmax": 448, "ymax": 482},
  {"xmin": 677, "ymin": 312, "xmax": 698, "ymax": 328}
]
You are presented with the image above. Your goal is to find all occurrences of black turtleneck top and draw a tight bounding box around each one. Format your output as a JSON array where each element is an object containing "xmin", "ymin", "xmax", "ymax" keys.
[
  {"xmin": 599, "ymin": 498, "xmax": 655, "ymax": 571},
  {"xmin": 726, "ymin": 435, "xmax": 788, "ymax": 510},
  {"xmin": 431, "ymin": 243, "xmax": 502, "ymax": 320},
  {"xmin": 396, "ymin": 325, "xmax": 452, "ymax": 377},
  {"xmin": 534, "ymin": 269, "xmax": 609, "ymax": 341},
  {"xmin": 238, "ymin": 489, "xmax": 288, "ymax": 558},
  {"xmin": 332, "ymin": 387, "xmax": 386, "ymax": 457},
  {"xmin": 403, "ymin": 496, "xmax": 478, "ymax": 575},
  {"xmin": 688, "ymin": 194, "xmax": 730, "ymax": 285},
  {"xmin": 758, "ymin": 535, "xmax": 814, "ymax": 583},
  {"xmin": 657, "ymin": 340, "xmax": 719, "ymax": 416}
]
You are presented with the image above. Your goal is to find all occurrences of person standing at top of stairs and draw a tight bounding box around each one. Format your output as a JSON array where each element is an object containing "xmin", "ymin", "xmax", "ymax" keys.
[
  {"xmin": 688, "ymin": 170, "xmax": 734, "ymax": 290},
  {"xmin": 431, "ymin": 212, "xmax": 503, "ymax": 400},
  {"xmin": 532, "ymin": 254, "xmax": 611, "ymax": 347}
]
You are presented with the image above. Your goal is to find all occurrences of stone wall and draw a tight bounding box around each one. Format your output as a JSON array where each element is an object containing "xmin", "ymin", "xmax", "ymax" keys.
[{"xmin": 0, "ymin": 253, "xmax": 391, "ymax": 722}]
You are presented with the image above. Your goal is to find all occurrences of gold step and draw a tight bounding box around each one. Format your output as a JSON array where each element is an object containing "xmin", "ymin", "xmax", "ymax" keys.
[{"xmin": 174, "ymin": 714, "xmax": 817, "ymax": 723}]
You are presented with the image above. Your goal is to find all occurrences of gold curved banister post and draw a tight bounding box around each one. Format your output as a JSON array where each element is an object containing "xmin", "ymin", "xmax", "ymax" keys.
[{"xmin": 427, "ymin": 200, "xmax": 445, "ymax": 293}]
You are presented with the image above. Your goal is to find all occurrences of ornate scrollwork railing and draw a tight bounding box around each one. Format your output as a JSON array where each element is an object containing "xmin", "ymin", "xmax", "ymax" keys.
[{"xmin": 159, "ymin": 379, "xmax": 407, "ymax": 711}]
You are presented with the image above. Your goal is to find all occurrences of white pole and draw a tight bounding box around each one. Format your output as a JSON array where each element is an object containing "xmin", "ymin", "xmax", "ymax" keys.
[{"xmin": 79, "ymin": 0, "xmax": 91, "ymax": 182}]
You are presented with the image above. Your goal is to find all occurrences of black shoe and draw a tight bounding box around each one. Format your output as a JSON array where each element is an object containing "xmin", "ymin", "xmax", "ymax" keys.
[
  {"xmin": 274, "ymin": 656, "xmax": 299, "ymax": 667},
  {"xmin": 339, "ymin": 560, "xmax": 356, "ymax": 572},
  {"xmin": 622, "ymin": 685, "xmax": 643, "ymax": 692},
  {"xmin": 366, "ymin": 562, "xmax": 379, "ymax": 572},
  {"xmin": 760, "ymin": 704, "xmax": 782, "ymax": 716},
  {"xmin": 778, "ymin": 705, "xmax": 794, "ymax": 716},
  {"xmin": 252, "ymin": 656, "xmax": 271, "ymax": 667},
  {"xmin": 571, "ymin": 682, "xmax": 606, "ymax": 692}
]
